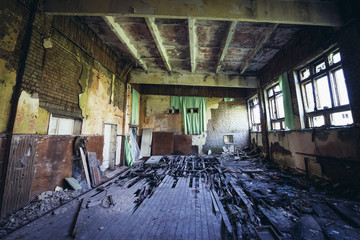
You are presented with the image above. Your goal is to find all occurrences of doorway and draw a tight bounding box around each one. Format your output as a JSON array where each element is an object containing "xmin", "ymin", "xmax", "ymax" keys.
[{"xmin": 103, "ymin": 123, "xmax": 117, "ymax": 170}]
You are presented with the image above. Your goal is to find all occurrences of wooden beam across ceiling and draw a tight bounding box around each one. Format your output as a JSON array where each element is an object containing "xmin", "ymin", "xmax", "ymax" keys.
[
  {"xmin": 145, "ymin": 17, "xmax": 172, "ymax": 72},
  {"xmin": 216, "ymin": 21, "xmax": 237, "ymax": 74},
  {"xmin": 44, "ymin": 0, "xmax": 343, "ymax": 27},
  {"xmin": 188, "ymin": 18, "xmax": 197, "ymax": 73},
  {"xmin": 240, "ymin": 23, "xmax": 279, "ymax": 74},
  {"xmin": 129, "ymin": 69, "xmax": 257, "ymax": 88},
  {"xmin": 104, "ymin": 16, "xmax": 148, "ymax": 71}
]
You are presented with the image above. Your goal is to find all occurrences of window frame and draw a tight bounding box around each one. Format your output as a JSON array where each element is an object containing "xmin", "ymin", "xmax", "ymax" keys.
[
  {"xmin": 297, "ymin": 48, "xmax": 352, "ymax": 128},
  {"xmin": 247, "ymin": 95, "xmax": 261, "ymax": 132},
  {"xmin": 266, "ymin": 83, "xmax": 285, "ymax": 130}
]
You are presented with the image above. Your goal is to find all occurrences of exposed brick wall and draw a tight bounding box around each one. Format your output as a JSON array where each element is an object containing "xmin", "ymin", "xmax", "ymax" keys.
[
  {"xmin": 204, "ymin": 99, "xmax": 249, "ymax": 151},
  {"xmin": 14, "ymin": 8, "xmax": 132, "ymax": 118},
  {"xmin": 39, "ymin": 31, "xmax": 83, "ymax": 116}
]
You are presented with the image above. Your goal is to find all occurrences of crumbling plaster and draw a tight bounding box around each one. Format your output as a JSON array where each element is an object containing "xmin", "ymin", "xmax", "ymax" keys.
[
  {"xmin": 139, "ymin": 95, "xmax": 249, "ymax": 153},
  {"xmin": 0, "ymin": 59, "xmax": 17, "ymax": 133},
  {"xmin": 13, "ymin": 91, "xmax": 50, "ymax": 134},
  {"xmin": 79, "ymin": 68, "xmax": 125, "ymax": 135}
]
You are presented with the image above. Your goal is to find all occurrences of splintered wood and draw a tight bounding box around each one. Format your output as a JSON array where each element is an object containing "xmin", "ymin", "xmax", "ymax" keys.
[{"xmin": 5, "ymin": 154, "xmax": 360, "ymax": 240}]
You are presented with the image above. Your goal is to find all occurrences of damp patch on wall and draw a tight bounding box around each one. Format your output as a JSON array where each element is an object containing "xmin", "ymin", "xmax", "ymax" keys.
[
  {"xmin": 79, "ymin": 69, "xmax": 124, "ymax": 135},
  {"xmin": 0, "ymin": 59, "xmax": 17, "ymax": 133},
  {"xmin": 13, "ymin": 91, "xmax": 50, "ymax": 134}
]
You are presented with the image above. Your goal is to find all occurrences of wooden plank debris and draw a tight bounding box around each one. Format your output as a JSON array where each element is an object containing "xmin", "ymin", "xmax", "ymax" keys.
[
  {"xmin": 65, "ymin": 177, "xmax": 82, "ymax": 190},
  {"xmin": 211, "ymin": 189, "xmax": 233, "ymax": 234},
  {"xmin": 87, "ymin": 152, "xmax": 102, "ymax": 187},
  {"xmin": 72, "ymin": 195, "xmax": 89, "ymax": 238},
  {"xmin": 79, "ymin": 147, "xmax": 91, "ymax": 188}
]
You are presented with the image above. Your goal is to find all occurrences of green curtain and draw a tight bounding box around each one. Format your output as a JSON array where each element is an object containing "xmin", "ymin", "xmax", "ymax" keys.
[
  {"xmin": 131, "ymin": 89, "xmax": 139, "ymax": 125},
  {"xmin": 170, "ymin": 96, "xmax": 180, "ymax": 113},
  {"xmin": 180, "ymin": 96, "xmax": 207, "ymax": 135},
  {"xmin": 279, "ymin": 72, "xmax": 295, "ymax": 130},
  {"xmin": 124, "ymin": 136, "xmax": 133, "ymax": 166}
]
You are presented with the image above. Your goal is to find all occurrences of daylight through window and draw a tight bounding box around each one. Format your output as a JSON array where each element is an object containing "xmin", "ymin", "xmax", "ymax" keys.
[
  {"xmin": 267, "ymin": 84, "xmax": 285, "ymax": 130},
  {"xmin": 297, "ymin": 48, "xmax": 352, "ymax": 127},
  {"xmin": 248, "ymin": 97, "xmax": 261, "ymax": 132}
]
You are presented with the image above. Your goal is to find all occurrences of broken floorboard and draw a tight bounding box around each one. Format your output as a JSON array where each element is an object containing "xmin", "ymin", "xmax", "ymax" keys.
[{"xmin": 4, "ymin": 154, "xmax": 360, "ymax": 239}]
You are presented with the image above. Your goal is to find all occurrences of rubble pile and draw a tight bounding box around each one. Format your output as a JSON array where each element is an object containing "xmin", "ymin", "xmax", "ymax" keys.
[{"xmin": 0, "ymin": 189, "xmax": 85, "ymax": 237}]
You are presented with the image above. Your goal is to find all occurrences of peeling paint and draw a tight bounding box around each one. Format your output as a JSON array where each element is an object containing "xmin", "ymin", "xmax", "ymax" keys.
[
  {"xmin": 80, "ymin": 69, "xmax": 124, "ymax": 135},
  {"xmin": 0, "ymin": 59, "xmax": 17, "ymax": 133},
  {"xmin": 13, "ymin": 91, "xmax": 50, "ymax": 134},
  {"xmin": 140, "ymin": 95, "xmax": 182, "ymax": 133}
]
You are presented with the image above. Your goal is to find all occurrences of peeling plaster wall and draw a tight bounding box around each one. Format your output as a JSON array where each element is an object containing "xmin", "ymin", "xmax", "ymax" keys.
[
  {"xmin": 140, "ymin": 95, "xmax": 249, "ymax": 153},
  {"xmin": 0, "ymin": 59, "xmax": 17, "ymax": 133},
  {"xmin": 204, "ymin": 99, "xmax": 250, "ymax": 152},
  {"xmin": 13, "ymin": 91, "xmax": 50, "ymax": 134},
  {"xmin": 140, "ymin": 95, "xmax": 182, "ymax": 133},
  {"xmin": 0, "ymin": 0, "xmax": 133, "ymax": 215},
  {"xmin": 80, "ymin": 68, "xmax": 125, "ymax": 135},
  {"xmin": 0, "ymin": 2, "xmax": 29, "ymax": 133}
]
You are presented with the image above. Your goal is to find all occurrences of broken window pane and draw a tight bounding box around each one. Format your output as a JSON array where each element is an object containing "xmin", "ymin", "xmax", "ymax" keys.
[
  {"xmin": 300, "ymin": 67, "xmax": 310, "ymax": 80},
  {"xmin": 302, "ymin": 82, "xmax": 315, "ymax": 112},
  {"xmin": 315, "ymin": 76, "xmax": 332, "ymax": 109},
  {"xmin": 309, "ymin": 115, "xmax": 325, "ymax": 127},
  {"xmin": 315, "ymin": 61, "xmax": 326, "ymax": 73},
  {"xmin": 330, "ymin": 110, "xmax": 353, "ymax": 126}
]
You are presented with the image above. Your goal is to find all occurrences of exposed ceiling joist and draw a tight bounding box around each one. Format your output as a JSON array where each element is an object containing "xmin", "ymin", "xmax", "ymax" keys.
[
  {"xmin": 240, "ymin": 23, "xmax": 279, "ymax": 74},
  {"xmin": 129, "ymin": 69, "xmax": 257, "ymax": 88},
  {"xmin": 188, "ymin": 18, "xmax": 197, "ymax": 73},
  {"xmin": 145, "ymin": 17, "xmax": 172, "ymax": 72},
  {"xmin": 103, "ymin": 16, "xmax": 148, "ymax": 71},
  {"xmin": 216, "ymin": 21, "xmax": 237, "ymax": 74},
  {"xmin": 44, "ymin": 0, "xmax": 343, "ymax": 27}
]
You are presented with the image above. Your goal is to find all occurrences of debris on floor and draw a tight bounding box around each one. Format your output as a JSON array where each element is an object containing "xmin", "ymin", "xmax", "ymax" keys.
[
  {"xmin": 2, "ymin": 149, "xmax": 360, "ymax": 239},
  {"xmin": 0, "ymin": 188, "xmax": 85, "ymax": 237}
]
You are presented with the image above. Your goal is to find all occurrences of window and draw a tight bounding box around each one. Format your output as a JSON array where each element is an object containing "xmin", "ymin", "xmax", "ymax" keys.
[
  {"xmin": 48, "ymin": 114, "xmax": 82, "ymax": 135},
  {"xmin": 248, "ymin": 97, "xmax": 261, "ymax": 132},
  {"xmin": 297, "ymin": 48, "xmax": 352, "ymax": 127},
  {"xmin": 186, "ymin": 108, "xmax": 198, "ymax": 114},
  {"xmin": 267, "ymin": 84, "xmax": 285, "ymax": 130}
]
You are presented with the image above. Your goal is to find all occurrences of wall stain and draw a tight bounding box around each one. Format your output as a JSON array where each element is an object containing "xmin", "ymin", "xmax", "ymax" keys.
[{"xmin": 271, "ymin": 142, "xmax": 292, "ymax": 155}]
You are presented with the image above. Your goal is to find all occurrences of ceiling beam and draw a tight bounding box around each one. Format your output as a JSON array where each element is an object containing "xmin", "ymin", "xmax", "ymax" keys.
[
  {"xmin": 103, "ymin": 16, "xmax": 148, "ymax": 71},
  {"xmin": 188, "ymin": 18, "xmax": 197, "ymax": 73},
  {"xmin": 240, "ymin": 23, "xmax": 279, "ymax": 74},
  {"xmin": 129, "ymin": 69, "xmax": 257, "ymax": 88},
  {"xmin": 44, "ymin": 0, "xmax": 343, "ymax": 27},
  {"xmin": 145, "ymin": 17, "xmax": 171, "ymax": 72},
  {"xmin": 216, "ymin": 21, "xmax": 237, "ymax": 74}
]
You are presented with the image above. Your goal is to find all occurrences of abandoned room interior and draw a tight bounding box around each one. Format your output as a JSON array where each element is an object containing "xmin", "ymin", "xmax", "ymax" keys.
[{"xmin": 1, "ymin": 0, "xmax": 360, "ymax": 239}]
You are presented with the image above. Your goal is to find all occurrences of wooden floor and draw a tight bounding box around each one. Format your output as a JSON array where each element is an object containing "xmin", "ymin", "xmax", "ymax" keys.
[{"xmin": 6, "ymin": 174, "xmax": 222, "ymax": 240}]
